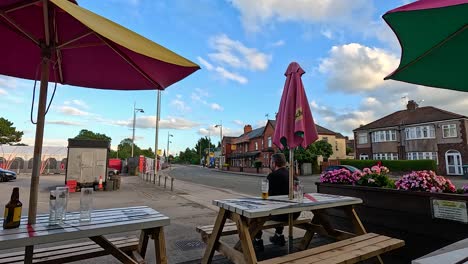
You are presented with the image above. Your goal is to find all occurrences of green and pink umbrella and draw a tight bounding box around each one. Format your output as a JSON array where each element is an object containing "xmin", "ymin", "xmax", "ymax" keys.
[{"xmin": 383, "ymin": 0, "xmax": 468, "ymax": 92}]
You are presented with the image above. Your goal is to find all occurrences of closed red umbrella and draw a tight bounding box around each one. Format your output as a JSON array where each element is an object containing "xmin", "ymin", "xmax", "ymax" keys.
[
  {"xmin": 273, "ymin": 62, "xmax": 319, "ymax": 251},
  {"xmin": 0, "ymin": 0, "xmax": 200, "ymax": 225}
]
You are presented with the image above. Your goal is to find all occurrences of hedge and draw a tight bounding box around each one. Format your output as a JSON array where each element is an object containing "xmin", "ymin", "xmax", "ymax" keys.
[{"xmin": 340, "ymin": 159, "xmax": 437, "ymax": 172}]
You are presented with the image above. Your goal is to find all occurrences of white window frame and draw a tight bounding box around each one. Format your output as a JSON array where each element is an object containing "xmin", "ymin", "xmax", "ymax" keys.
[
  {"xmin": 358, "ymin": 133, "xmax": 368, "ymax": 144},
  {"xmin": 359, "ymin": 154, "xmax": 369, "ymax": 160},
  {"xmin": 442, "ymin": 124, "xmax": 457, "ymax": 138},
  {"xmin": 372, "ymin": 130, "xmax": 397, "ymax": 143},
  {"xmin": 373, "ymin": 153, "xmax": 398, "ymax": 160},
  {"xmin": 405, "ymin": 125, "xmax": 435, "ymax": 140},
  {"xmin": 406, "ymin": 151, "xmax": 438, "ymax": 164},
  {"xmin": 268, "ymin": 137, "xmax": 272, "ymax": 147},
  {"xmin": 255, "ymin": 142, "xmax": 258, "ymax": 150}
]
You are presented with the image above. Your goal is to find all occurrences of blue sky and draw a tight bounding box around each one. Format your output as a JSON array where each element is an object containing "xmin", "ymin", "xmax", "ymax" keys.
[{"xmin": 1, "ymin": 0, "xmax": 467, "ymax": 156}]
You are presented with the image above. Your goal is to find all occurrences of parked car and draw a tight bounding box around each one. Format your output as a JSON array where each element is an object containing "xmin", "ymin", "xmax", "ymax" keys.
[
  {"xmin": 324, "ymin": 165, "xmax": 361, "ymax": 173},
  {"xmin": 0, "ymin": 168, "xmax": 17, "ymax": 182}
]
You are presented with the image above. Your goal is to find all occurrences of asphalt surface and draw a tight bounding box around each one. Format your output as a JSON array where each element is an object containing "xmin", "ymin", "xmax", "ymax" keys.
[{"xmin": 167, "ymin": 164, "xmax": 320, "ymax": 195}]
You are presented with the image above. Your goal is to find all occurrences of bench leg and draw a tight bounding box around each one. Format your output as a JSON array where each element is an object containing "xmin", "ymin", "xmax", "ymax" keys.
[
  {"xmin": 90, "ymin": 236, "xmax": 138, "ymax": 264},
  {"xmin": 25, "ymin": 245, "xmax": 34, "ymax": 264},
  {"xmin": 344, "ymin": 206, "xmax": 384, "ymax": 264},
  {"xmin": 151, "ymin": 227, "xmax": 167, "ymax": 264},
  {"xmin": 202, "ymin": 208, "xmax": 228, "ymax": 264},
  {"xmin": 232, "ymin": 213, "xmax": 257, "ymax": 264},
  {"xmin": 138, "ymin": 229, "xmax": 150, "ymax": 258}
]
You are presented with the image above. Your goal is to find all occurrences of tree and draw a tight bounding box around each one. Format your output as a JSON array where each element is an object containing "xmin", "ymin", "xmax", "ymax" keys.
[
  {"xmin": 74, "ymin": 129, "xmax": 111, "ymax": 142},
  {"xmin": 292, "ymin": 140, "xmax": 333, "ymax": 164},
  {"xmin": 0, "ymin": 118, "xmax": 24, "ymax": 144}
]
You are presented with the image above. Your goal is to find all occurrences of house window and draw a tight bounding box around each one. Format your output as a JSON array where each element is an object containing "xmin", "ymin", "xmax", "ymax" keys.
[
  {"xmin": 358, "ymin": 133, "xmax": 368, "ymax": 144},
  {"xmin": 244, "ymin": 144, "xmax": 248, "ymax": 152},
  {"xmin": 268, "ymin": 137, "xmax": 272, "ymax": 147},
  {"xmin": 407, "ymin": 152, "xmax": 438, "ymax": 164},
  {"xmin": 405, "ymin": 125, "xmax": 435, "ymax": 140},
  {"xmin": 371, "ymin": 130, "xmax": 397, "ymax": 142},
  {"xmin": 373, "ymin": 153, "xmax": 398, "ymax": 160},
  {"xmin": 442, "ymin": 124, "xmax": 457, "ymax": 138},
  {"xmin": 255, "ymin": 142, "xmax": 258, "ymax": 150},
  {"xmin": 359, "ymin": 154, "xmax": 369, "ymax": 160},
  {"xmin": 322, "ymin": 137, "xmax": 328, "ymax": 142}
]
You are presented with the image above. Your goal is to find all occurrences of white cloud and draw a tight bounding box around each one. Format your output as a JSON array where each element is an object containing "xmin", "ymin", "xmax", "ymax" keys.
[
  {"xmin": 21, "ymin": 137, "xmax": 68, "ymax": 147},
  {"xmin": 0, "ymin": 75, "xmax": 17, "ymax": 90},
  {"xmin": 271, "ymin": 40, "xmax": 285, "ymax": 47},
  {"xmin": 0, "ymin": 88, "xmax": 6, "ymax": 95},
  {"xmin": 320, "ymin": 29, "xmax": 333, "ymax": 39},
  {"xmin": 319, "ymin": 43, "xmax": 400, "ymax": 92},
  {"xmin": 233, "ymin": 120, "xmax": 244, "ymax": 126},
  {"xmin": 215, "ymin": 67, "xmax": 248, "ymax": 84},
  {"xmin": 47, "ymin": 120, "xmax": 82, "ymax": 126},
  {"xmin": 64, "ymin": 100, "xmax": 88, "ymax": 108},
  {"xmin": 58, "ymin": 106, "xmax": 90, "ymax": 116},
  {"xmin": 209, "ymin": 34, "xmax": 271, "ymax": 71},
  {"xmin": 170, "ymin": 99, "xmax": 191, "ymax": 112},
  {"xmin": 231, "ymin": 0, "xmax": 373, "ymax": 33},
  {"xmin": 197, "ymin": 56, "xmax": 214, "ymax": 71},
  {"xmin": 210, "ymin": 103, "xmax": 224, "ymax": 111},
  {"xmin": 113, "ymin": 115, "xmax": 201, "ymax": 130}
]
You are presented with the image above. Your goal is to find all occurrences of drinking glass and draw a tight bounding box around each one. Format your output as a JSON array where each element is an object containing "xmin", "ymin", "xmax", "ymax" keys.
[
  {"xmin": 261, "ymin": 179, "xmax": 269, "ymax": 199},
  {"xmin": 294, "ymin": 180, "xmax": 304, "ymax": 203},
  {"xmin": 55, "ymin": 187, "xmax": 68, "ymax": 224},
  {"xmin": 48, "ymin": 190, "xmax": 57, "ymax": 225},
  {"xmin": 80, "ymin": 188, "xmax": 93, "ymax": 222}
]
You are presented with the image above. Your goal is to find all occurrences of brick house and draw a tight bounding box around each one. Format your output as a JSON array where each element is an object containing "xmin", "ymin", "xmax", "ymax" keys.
[
  {"xmin": 224, "ymin": 120, "xmax": 347, "ymax": 167},
  {"xmin": 354, "ymin": 100, "xmax": 468, "ymax": 175}
]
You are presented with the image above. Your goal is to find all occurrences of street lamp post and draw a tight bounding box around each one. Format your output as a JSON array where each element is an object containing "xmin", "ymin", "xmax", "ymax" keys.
[
  {"xmin": 167, "ymin": 132, "xmax": 173, "ymax": 163},
  {"xmin": 132, "ymin": 103, "xmax": 144, "ymax": 157},
  {"xmin": 215, "ymin": 122, "xmax": 223, "ymax": 168}
]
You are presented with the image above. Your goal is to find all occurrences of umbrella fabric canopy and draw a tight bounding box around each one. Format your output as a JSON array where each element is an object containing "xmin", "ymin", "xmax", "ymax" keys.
[
  {"xmin": 273, "ymin": 62, "xmax": 319, "ymax": 153},
  {"xmin": 383, "ymin": 0, "xmax": 468, "ymax": 92},
  {"xmin": 0, "ymin": 0, "xmax": 200, "ymax": 224}
]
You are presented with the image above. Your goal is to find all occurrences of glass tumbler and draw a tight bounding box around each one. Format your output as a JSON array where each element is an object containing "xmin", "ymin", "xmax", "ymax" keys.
[
  {"xmin": 55, "ymin": 187, "xmax": 68, "ymax": 224},
  {"xmin": 294, "ymin": 180, "xmax": 304, "ymax": 203},
  {"xmin": 261, "ymin": 179, "xmax": 269, "ymax": 199},
  {"xmin": 80, "ymin": 188, "xmax": 93, "ymax": 222},
  {"xmin": 48, "ymin": 190, "xmax": 57, "ymax": 225}
]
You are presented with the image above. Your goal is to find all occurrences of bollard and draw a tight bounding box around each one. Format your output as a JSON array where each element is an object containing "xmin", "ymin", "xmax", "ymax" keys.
[
  {"xmin": 164, "ymin": 176, "xmax": 167, "ymax": 188},
  {"xmin": 158, "ymin": 175, "xmax": 162, "ymax": 186},
  {"xmin": 171, "ymin": 178, "xmax": 175, "ymax": 191}
]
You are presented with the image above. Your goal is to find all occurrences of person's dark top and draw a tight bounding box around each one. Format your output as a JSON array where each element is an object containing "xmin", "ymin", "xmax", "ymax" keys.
[{"xmin": 267, "ymin": 167, "xmax": 298, "ymax": 196}]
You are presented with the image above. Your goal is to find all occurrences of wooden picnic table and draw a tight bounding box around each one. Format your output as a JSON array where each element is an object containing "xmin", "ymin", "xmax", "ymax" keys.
[
  {"xmin": 0, "ymin": 206, "xmax": 169, "ymax": 264},
  {"xmin": 201, "ymin": 193, "xmax": 404, "ymax": 264}
]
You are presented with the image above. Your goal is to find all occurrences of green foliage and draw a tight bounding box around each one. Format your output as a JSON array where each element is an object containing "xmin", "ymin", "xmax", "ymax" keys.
[
  {"xmin": 74, "ymin": 129, "xmax": 111, "ymax": 142},
  {"xmin": 254, "ymin": 160, "xmax": 262, "ymax": 168},
  {"xmin": 357, "ymin": 174, "xmax": 395, "ymax": 188},
  {"xmin": 346, "ymin": 147, "xmax": 353, "ymax": 155},
  {"xmin": 0, "ymin": 118, "xmax": 24, "ymax": 144},
  {"xmin": 177, "ymin": 147, "xmax": 199, "ymax": 164},
  {"xmin": 293, "ymin": 140, "xmax": 333, "ymax": 164},
  {"xmin": 340, "ymin": 159, "xmax": 437, "ymax": 172}
]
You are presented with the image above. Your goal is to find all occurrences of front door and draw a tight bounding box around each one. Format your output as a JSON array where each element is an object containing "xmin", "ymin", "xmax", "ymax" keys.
[{"xmin": 446, "ymin": 150, "xmax": 463, "ymax": 175}]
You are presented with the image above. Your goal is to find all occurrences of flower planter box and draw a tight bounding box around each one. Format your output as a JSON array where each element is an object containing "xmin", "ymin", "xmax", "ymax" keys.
[{"xmin": 316, "ymin": 182, "xmax": 468, "ymax": 262}]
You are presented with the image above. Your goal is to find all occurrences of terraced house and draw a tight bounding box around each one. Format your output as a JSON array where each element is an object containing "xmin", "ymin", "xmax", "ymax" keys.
[{"xmin": 354, "ymin": 100, "xmax": 468, "ymax": 175}]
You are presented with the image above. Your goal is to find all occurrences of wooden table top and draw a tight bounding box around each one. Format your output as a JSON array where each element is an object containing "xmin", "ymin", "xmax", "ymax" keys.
[
  {"xmin": 0, "ymin": 206, "xmax": 169, "ymax": 250},
  {"xmin": 213, "ymin": 193, "xmax": 362, "ymax": 218}
]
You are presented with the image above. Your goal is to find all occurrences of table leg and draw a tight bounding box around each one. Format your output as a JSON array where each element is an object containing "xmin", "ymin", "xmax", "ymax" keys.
[
  {"xmin": 90, "ymin": 236, "xmax": 138, "ymax": 264},
  {"xmin": 344, "ymin": 206, "xmax": 384, "ymax": 264},
  {"xmin": 151, "ymin": 227, "xmax": 167, "ymax": 264},
  {"xmin": 234, "ymin": 217, "xmax": 268, "ymax": 251},
  {"xmin": 24, "ymin": 245, "xmax": 34, "ymax": 264},
  {"xmin": 202, "ymin": 208, "xmax": 228, "ymax": 264},
  {"xmin": 232, "ymin": 213, "xmax": 257, "ymax": 264},
  {"xmin": 138, "ymin": 229, "xmax": 150, "ymax": 258}
]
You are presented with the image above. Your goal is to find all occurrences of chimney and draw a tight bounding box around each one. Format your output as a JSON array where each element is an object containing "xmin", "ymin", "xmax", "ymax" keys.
[
  {"xmin": 244, "ymin": 125, "xmax": 252, "ymax": 134},
  {"xmin": 407, "ymin": 100, "xmax": 418, "ymax": 111}
]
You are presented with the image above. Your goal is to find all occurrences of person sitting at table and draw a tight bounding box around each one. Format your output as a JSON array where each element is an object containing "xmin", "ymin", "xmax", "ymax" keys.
[{"xmin": 253, "ymin": 153, "xmax": 300, "ymax": 251}]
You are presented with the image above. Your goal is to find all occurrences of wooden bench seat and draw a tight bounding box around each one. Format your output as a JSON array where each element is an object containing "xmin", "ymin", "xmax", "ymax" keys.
[
  {"xmin": 196, "ymin": 218, "xmax": 311, "ymax": 242},
  {"xmin": 257, "ymin": 233, "xmax": 405, "ymax": 264},
  {"xmin": 0, "ymin": 236, "xmax": 139, "ymax": 264}
]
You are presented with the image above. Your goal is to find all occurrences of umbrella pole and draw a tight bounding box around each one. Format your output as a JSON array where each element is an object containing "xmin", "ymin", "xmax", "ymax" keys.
[
  {"xmin": 27, "ymin": 57, "xmax": 50, "ymax": 225},
  {"xmin": 288, "ymin": 148, "xmax": 294, "ymax": 253},
  {"xmin": 153, "ymin": 90, "xmax": 161, "ymax": 184}
]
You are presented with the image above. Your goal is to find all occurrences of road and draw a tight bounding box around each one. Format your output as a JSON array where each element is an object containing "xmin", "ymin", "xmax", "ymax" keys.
[{"xmin": 166, "ymin": 164, "xmax": 320, "ymax": 196}]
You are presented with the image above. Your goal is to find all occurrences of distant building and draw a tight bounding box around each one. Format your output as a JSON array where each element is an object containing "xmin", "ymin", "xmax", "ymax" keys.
[
  {"xmin": 223, "ymin": 120, "xmax": 348, "ymax": 167},
  {"xmin": 354, "ymin": 100, "xmax": 468, "ymax": 175}
]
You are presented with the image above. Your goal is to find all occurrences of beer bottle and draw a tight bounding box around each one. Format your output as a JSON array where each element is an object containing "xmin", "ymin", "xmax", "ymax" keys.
[{"xmin": 3, "ymin": 187, "xmax": 22, "ymax": 229}]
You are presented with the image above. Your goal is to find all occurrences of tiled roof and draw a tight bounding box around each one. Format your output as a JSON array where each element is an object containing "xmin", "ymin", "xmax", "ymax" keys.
[
  {"xmin": 247, "ymin": 127, "xmax": 264, "ymax": 139},
  {"xmin": 270, "ymin": 120, "xmax": 340, "ymax": 136},
  {"xmin": 355, "ymin": 106, "xmax": 466, "ymax": 131}
]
